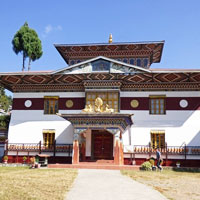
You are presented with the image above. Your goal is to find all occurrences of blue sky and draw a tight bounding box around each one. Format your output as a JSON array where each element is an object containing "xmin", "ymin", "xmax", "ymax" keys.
[{"xmin": 1, "ymin": 0, "xmax": 200, "ymax": 73}]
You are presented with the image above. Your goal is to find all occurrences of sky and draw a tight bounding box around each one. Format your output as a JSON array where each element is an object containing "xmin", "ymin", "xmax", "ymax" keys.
[{"xmin": 1, "ymin": 0, "xmax": 200, "ymax": 74}]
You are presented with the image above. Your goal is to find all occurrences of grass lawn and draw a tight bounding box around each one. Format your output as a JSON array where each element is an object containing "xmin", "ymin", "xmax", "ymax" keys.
[
  {"xmin": 0, "ymin": 167, "xmax": 77, "ymax": 200},
  {"xmin": 121, "ymin": 169, "xmax": 200, "ymax": 200}
]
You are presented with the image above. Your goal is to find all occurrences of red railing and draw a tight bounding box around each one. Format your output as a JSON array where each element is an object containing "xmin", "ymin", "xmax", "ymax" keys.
[
  {"xmin": 6, "ymin": 142, "xmax": 73, "ymax": 156},
  {"xmin": 124, "ymin": 144, "xmax": 200, "ymax": 156}
]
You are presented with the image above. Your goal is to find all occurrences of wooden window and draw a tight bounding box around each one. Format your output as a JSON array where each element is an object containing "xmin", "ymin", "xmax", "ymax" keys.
[
  {"xmin": 43, "ymin": 130, "xmax": 55, "ymax": 147},
  {"xmin": 86, "ymin": 92, "xmax": 119, "ymax": 112},
  {"xmin": 149, "ymin": 96, "xmax": 166, "ymax": 115},
  {"xmin": 151, "ymin": 131, "xmax": 165, "ymax": 149},
  {"xmin": 44, "ymin": 96, "xmax": 58, "ymax": 114}
]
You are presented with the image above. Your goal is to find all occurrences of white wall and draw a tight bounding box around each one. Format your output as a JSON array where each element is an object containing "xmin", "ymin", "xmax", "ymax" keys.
[
  {"xmin": 9, "ymin": 90, "xmax": 200, "ymax": 148},
  {"xmin": 8, "ymin": 110, "xmax": 74, "ymax": 144},
  {"xmin": 13, "ymin": 92, "xmax": 85, "ymax": 98},
  {"xmin": 120, "ymin": 110, "xmax": 200, "ymax": 147}
]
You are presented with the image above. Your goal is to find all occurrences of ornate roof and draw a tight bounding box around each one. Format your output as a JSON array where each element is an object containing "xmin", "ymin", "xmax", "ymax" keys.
[
  {"xmin": 58, "ymin": 113, "xmax": 133, "ymax": 132},
  {"xmin": 54, "ymin": 41, "xmax": 164, "ymax": 67},
  {"xmin": 1, "ymin": 70, "xmax": 200, "ymax": 92}
]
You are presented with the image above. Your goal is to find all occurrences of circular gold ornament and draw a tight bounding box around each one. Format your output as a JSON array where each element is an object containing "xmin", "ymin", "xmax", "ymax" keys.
[
  {"xmin": 66, "ymin": 100, "xmax": 74, "ymax": 108},
  {"xmin": 130, "ymin": 100, "xmax": 139, "ymax": 108}
]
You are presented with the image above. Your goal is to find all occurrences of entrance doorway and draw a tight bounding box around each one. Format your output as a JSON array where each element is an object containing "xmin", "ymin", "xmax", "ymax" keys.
[{"xmin": 92, "ymin": 130, "xmax": 113, "ymax": 160}]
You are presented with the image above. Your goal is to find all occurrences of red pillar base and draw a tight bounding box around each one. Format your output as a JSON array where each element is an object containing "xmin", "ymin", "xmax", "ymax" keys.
[{"xmin": 72, "ymin": 140, "xmax": 79, "ymax": 164}]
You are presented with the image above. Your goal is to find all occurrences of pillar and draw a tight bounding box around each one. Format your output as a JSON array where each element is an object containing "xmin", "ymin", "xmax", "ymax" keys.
[
  {"xmin": 72, "ymin": 133, "xmax": 79, "ymax": 164},
  {"xmin": 114, "ymin": 131, "xmax": 124, "ymax": 165}
]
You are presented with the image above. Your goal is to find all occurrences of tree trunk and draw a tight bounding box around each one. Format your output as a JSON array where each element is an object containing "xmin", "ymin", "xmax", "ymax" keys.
[
  {"xmin": 22, "ymin": 52, "xmax": 25, "ymax": 71},
  {"xmin": 28, "ymin": 57, "xmax": 31, "ymax": 71}
]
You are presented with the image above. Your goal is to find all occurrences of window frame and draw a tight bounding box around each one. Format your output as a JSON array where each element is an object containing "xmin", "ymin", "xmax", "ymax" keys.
[
  {"xmin": 149, "ymin": 95, "xmax": 166, "ymax": 115},
  {"xmin": 150, "ymin": 130, "xmax": 165, "ymax": 149},
  {"xmin": 44, "ymin": 96, "xmax": 59, "ymax": 115},
  {"xmin": 43, "ymin": 130, "xmax": 55, "ymax": 148},
  {"xmin": 86, "ymin": 91, "xmax": 119, "ymax": 113}
]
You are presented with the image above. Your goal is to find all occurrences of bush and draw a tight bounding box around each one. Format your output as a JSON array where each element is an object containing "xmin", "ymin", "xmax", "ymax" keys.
[
  {"xmin": 149, "ymin": 158, "xmax": 155, "ymax": 166},
  {"xmin": 0, "ymin": 115, "xmax": 10, "ymax": 129},
  {"xmin": 3, "ymin": 155, "xmax": 8, "ymax": 161},
  {"xmin": 140, "ymin": 161, "xmax": 152, "ymax": 171},
  {"xmin": 23, "ymin": 156, "xmax": 27, "ymax": 162}
]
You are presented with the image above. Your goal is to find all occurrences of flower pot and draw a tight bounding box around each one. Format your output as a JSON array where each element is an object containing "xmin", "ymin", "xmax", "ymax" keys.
[{"xmin": 176, "ymin": 163, "xmax": 180, "ymax": 168}]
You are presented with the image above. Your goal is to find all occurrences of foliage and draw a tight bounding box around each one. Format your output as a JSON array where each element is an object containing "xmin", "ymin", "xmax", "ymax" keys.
[
  {"xmin": 0, "ymin": 86, "xmax": 12, "ymax": 113},
  {"xmin": 149, "ymin": 157, "xmax": 155, "ymax": 166},
  {"xmin": 3, "ymin": 156, "xmax": 8, "ymax": 161},
  {"xmin": 12, "ymin": 22, "xmax": 43, "ymax": 71},
  {"xmin": 140, "ymin": 161, "xmax": 152, "ymax": 171},
  {"xmin": 0, "ymin": 115, "xmax": 10, "ymax": 129},
  {"xmin": 23, "ymin": 156, "xmax": 27, "ymax": 162},
  {"xmin": 30, "ymin": 157, "xmax": 35, "ymax": 164},
  {"xmin": 0, "ymin": 136, "xmax": 6, "ymax": 141}
]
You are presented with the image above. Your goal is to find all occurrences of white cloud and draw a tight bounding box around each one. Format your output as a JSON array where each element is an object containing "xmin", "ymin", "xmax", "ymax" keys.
[
  {"xmin": 42, "ymin": 24, "xmax": 63, "ymax": 38},
  {"xmin": 45, "ymin": 25, "xmax": 53, "ymax": 34},
  {"xmin": 56, "ymin": 25, "xmax": 62, "ymax": 31}
]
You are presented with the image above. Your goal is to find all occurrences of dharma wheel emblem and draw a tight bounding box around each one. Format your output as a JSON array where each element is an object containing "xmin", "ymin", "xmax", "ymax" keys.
[
  {"xmin": 66, "ymin": 100, "xmax": 74, "ymax": 108},
  {"xmin": 130, "ymin": 100, "xmax": 139, "ymax": 108}
]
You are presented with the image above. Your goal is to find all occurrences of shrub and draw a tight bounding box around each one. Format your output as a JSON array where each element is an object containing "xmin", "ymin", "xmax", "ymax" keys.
[
  {"xmin": 3, "ymin": 155, "xmax": 8, "ymax": 161},
  {"xmin": 23, "ymin": 156, "xmax": 27, "ymax": 162},
  {"xmin": 149, "ymin": 158, "xmax": 155, "ymax": 166},
  {"xmin": 140, "ymin": 161, "xmax": 152, "ymax": 171},
  {"xmin": 0, "ymin": 115, "xmax": 10, "ymax": 129}
]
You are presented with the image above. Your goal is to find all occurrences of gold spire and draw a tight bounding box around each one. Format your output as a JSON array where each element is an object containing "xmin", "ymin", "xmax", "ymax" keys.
[{"xmin": 109, "ymin": 34, "xmax": 112, "ymax": 43}]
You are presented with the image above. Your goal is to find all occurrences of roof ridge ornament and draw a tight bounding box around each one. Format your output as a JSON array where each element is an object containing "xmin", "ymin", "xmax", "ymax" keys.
[{"xmin": 109, "ymin": 34, "xmax": 112, "ymax": 43}]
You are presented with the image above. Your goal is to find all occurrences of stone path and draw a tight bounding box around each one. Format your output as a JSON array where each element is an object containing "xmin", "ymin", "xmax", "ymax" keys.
[{"xmin": 65, "ymin": 169, "xmax": 167, "ymax": 200}]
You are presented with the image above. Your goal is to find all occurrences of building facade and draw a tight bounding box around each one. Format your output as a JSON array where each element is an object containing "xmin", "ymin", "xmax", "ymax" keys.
[{"xmin": 1, "ymin": 38, "xmax": 200, "ymax": 166}]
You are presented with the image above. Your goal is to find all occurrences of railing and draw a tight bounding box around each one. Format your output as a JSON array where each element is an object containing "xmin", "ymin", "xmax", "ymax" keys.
[
  {"xmin": 6, "ymin": 142, "xmax": 73, "ymax": 156},
  {"xmin": 124, "ymin": 145, "xmax": 200, "ymax": 156}
]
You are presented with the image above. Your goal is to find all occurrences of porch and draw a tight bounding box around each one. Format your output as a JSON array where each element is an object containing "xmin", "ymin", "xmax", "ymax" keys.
[{"xmin": 3, "ymin": 141, "xmax": 200, "ymax": 167}]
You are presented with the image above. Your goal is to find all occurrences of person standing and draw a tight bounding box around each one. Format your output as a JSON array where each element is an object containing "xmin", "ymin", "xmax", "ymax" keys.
[{"xmin": 156, "ymin": 148, "xmax": 162, "ymax": 171}]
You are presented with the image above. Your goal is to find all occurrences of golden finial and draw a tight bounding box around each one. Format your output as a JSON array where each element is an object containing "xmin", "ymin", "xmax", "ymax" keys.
[{"xmin": 109, "ymin": 34, "xmax": 112, "ymax": 43}]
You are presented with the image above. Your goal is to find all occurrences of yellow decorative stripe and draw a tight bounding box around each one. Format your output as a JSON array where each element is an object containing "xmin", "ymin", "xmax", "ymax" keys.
[
  {"xmin": 151, "ymin": 130, "xmax": 165, "ymax": 134},
  {"xmin": 149, "ymin": 95, "xmax": 166, "ymax": 98},
  {"xmin": 44, "ymin": 96, "xmax": 59, "ymax": 99},
  {"xmin": 43, "ymin": 129, "xmax": 55, "ymax": 134}
]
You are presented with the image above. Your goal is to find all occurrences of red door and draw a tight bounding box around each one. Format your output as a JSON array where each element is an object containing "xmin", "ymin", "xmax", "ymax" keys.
[{"xmin": 93, "ymin": 130, "xmax": 113, "ymax": 159}]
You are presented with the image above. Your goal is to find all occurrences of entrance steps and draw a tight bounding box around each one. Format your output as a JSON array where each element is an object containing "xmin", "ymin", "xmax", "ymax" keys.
[{"xmin": 48, "ymin": 162, "xmax": 140, "ymax": 170}]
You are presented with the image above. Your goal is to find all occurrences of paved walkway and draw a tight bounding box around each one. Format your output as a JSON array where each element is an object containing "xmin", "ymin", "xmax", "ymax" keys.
[{"xmin": 65, "ymin": 169, "xmax": 167, "ymax": 200}]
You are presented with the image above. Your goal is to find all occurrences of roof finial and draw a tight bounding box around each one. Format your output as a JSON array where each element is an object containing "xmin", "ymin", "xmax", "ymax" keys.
[{"xmin": 109, "ymin": 34, "xmax": 112, "ymax": 43}]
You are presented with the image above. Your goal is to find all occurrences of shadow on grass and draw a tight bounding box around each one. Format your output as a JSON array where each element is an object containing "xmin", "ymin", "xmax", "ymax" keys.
[{"xmin": 166, "ymin": 167, "xmax": 200, "ymax": 173}]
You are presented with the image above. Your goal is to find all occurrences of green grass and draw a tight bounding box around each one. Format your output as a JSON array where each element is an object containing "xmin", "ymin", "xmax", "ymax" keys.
[
  {"xmin": 121, "ymin": 169, "xmax": 200, "ymax": 200},
  {"xmin": 0, "ymin": 167, "xmax": 77, "ymax": 200}
]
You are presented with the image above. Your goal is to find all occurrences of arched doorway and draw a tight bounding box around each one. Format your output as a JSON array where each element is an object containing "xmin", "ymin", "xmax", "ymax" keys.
[{"xmin": 92, "ymin": 130, "xmax": 113, "ymax": 160}]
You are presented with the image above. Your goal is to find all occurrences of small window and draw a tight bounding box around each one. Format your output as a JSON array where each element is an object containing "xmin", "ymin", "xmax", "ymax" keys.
[
  {"xmin": 44, "ymin": 96, "xmax": 58, "ymax": 114},
  {"xmin": 92, "ymin": 59, "xmax": 110, "ymax": 71},
  {"xmin": 151, "ymin": 130, "xmax": 165, "ymax": 149},
  {"xmin": 43, "ymin": 130, "xmax": 55, "ymax": 148},
  {"xmin": 143, "ymin": 58, "xmax": 148, "ymax": 68},
  {"xmin": 150, "ymin": 96, "xmax": 166, "ymax": 115},
  {"xmin": 70, "ymin": 60, "xmax": 75, "ymax": 65},
  {"xmin": 130, "ymin": 59, "xmax": 135, "ymax": 65},
  {"xmin": 136, "ymin": 58, "xmax": 141, "ymax": 66},
  {"xmin": 123, "ymin": 58, "xmax": 128, "ymax": 63}
]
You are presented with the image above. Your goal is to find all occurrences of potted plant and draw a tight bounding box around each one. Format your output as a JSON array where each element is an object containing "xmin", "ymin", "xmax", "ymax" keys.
[
  {"xmin": 30, "ymin": 157, "xmax": 35, "ymax": 168},
  {"xmin": 23, "ymin": 156, "xmax": 27, "ymax": 164},
  {"xmin": 3, "ymin": 155, "xmax": 8, "ymax": 164},
  {"xmin": 176, "ymin": 161, "xmax": 180, "ymax": 168}
]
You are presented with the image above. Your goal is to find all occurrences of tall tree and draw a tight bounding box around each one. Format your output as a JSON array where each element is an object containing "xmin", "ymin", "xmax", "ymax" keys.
[
  {"xmin": 12, "ymin": 22, "xmax": 43, "ymax": 71},
  {"xmin": 0, "ymin": 86, "xmax": 12, "ymax": 113}
]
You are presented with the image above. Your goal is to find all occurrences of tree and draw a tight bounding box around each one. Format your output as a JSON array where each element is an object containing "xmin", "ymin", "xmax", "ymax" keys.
[
  {"xmin": 12, "ymin": 22, "xmax": 43, "ymax": 71},
  {"xmin": 0, "ymin": 86, "xmax": 12, "ymax": 113}
]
